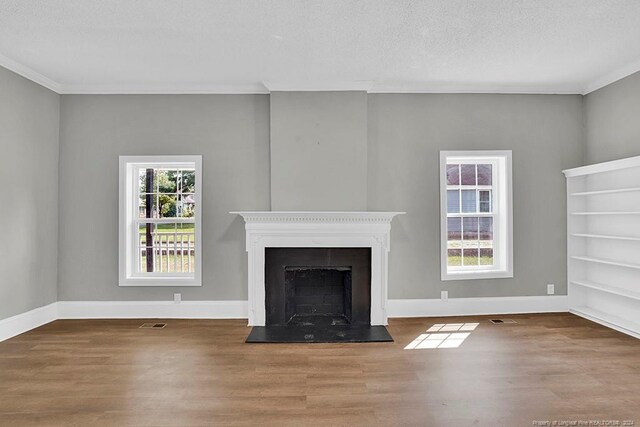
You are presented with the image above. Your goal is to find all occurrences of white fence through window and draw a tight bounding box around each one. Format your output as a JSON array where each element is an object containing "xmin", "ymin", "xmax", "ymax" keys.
[{"xmin": 138, "ymin": 229, "xmax": 196, "ymax": 273}]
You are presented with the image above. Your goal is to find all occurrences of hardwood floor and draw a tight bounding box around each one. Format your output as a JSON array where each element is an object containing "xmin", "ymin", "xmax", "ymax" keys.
[{"xmin": 1, "ymin": 313, "xmax": 639, "ymax": 426}]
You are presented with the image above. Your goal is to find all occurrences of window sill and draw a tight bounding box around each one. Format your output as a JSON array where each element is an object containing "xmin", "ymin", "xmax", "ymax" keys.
[
  {"xmin": 119, "ymin": 277, "xmax": 201, "ymax": 287},
  {"xmin": 441, "ymin": 270, "xmax": 513, "ymax": 281}
]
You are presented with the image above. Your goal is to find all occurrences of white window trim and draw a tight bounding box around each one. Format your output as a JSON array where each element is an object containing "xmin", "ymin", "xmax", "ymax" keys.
[
  {"xmin": 119, "ymin": 155, "xmax": 202, "ymax": 287},
  {"xmin": 439, "ymin": 150, "xmax": 513, "ymax": 281}
]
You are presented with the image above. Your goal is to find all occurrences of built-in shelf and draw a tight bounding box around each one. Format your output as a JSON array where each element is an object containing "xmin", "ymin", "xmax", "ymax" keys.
[
  {"xmin": 564, "ymin": 155, "xmax": 640, "ymax": 339},
  {"xmin": 571, "ymin": 255, "xmax": 640, "ymax": 270},
  {"xmin": 571, "ymin": 233, "xmax": 640, "ymax": 241},
  {"xmin": 571, "ymin": 211, "xmax": 640, "ymax": 216},
  {"xmin": 570, "ymin": 187, "xmax": 640, "ymax": 196},
  {"xmin": 571, "ymin": 280, "xmax": 640, "ymax": 301}
]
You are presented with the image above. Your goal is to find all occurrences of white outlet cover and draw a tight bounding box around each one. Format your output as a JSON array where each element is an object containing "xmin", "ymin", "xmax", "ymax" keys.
[
  {"xmin": 547, "ymin": 284, "xmax": 555, "ymax": 295},
  {"xmin": 174, "ymin": 293, "xmax": 182, "ymax": 303},
  {"xmin": 441, "ymin": 291, "xmax": 449, "ymax": 301}
]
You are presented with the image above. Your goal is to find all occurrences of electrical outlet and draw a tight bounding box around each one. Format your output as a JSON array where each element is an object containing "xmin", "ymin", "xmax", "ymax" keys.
[
  {"xmin": 547, "ymin": 284, "xmax": 555, "ymax": 295},
  {"xmin": 441, "ymin": 290, "xmax": 448, "ymax": 301},
  {"xmin": 174, "ymin": 293, "xmax": 182, "ymax": 304}
]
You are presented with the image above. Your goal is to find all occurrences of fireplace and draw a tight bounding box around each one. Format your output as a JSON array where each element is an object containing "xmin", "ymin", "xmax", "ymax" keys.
[
  {"xmin": 285, "ymin": 267, "xmax": 352, "ymax": 322},
  {"xmin": 265, "ymin": 248, "xmax": 371, "ymax": 327},
  {"xmin": 231, "ymin": 211, "xmax": 404, "ymax": 342}
]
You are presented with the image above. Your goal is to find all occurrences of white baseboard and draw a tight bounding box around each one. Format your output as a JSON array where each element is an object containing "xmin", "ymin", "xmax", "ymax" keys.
[
  {"xmin": 57, "ymin": 296, "xmax": 567, "ymax": 321},
  {"xmin": 0, "ymin": 296, "xmax": 570, "ymax": 342},
  {"xmin": 57, "ymin": 300, "xmax": 248, "ymax": 319},
  {"xmin": 570, "ymin": 307, "xmax": 640, "ymax": 340},
  {"xmin": 0, "ymin": 303, "xmax": 58, "ymax": 342},
  {"xmin": 387, "ymin": 295, "xmax": 568, "ymax": 318}
]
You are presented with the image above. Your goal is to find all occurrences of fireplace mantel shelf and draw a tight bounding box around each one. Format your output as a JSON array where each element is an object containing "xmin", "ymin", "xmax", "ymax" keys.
[
  {"xmin": 230, "ymin": 211, "xmax": 405, "ymax": 224},
  {"xmin": 231, "ymin": 211, "xmax": 404, "ymax": 326}
]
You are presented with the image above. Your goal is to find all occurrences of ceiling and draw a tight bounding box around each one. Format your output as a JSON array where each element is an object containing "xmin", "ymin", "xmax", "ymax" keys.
[{"xmin": 1, "ymin": 0, "xmax": 640, "ymax": 94}]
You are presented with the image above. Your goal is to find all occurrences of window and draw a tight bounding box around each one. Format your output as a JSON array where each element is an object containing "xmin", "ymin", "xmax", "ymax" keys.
[
  {"xmin": 440, "ymin": 151, "xmax": 513, "ymax": 281},
  {"xmin": 119, "ymin": 155, "xmax": 202, "ymax": 286}
]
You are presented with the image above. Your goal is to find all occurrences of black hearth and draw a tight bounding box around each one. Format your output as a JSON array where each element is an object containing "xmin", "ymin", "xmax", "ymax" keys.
[{"xmin": 246, "ymin": 248, "xmax": 393, "ymax": 343}]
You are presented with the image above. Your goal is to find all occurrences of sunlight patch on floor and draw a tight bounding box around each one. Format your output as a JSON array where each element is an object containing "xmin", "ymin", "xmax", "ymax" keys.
[{"xmin": 404, "ymin": 323, "xmax": 478, "ymax": 350}]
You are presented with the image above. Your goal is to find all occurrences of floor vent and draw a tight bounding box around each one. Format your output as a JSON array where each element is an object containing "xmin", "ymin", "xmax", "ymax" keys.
[
  {"xmin": 490, "ymin": 319, "xmax": 517, "ymax": 324},
  {"xmin": 139, "ymin": 323, "xmax": 167, "ymax": 329}
]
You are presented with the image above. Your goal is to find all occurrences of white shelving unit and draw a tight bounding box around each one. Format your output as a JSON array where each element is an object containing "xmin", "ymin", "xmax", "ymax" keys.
[{"xmin": 564, "ymin": 155, "xmax": 640, "ymax": 339}]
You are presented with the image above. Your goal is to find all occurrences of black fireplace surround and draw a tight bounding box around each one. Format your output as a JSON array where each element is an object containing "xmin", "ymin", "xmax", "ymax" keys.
[
  {"xmin": 246, "ymin": 247, "xmax": 393, "ymax": 343},
  {"xmin": 266, "ymin": 247, "xmax": 370, "ymax": 326}
]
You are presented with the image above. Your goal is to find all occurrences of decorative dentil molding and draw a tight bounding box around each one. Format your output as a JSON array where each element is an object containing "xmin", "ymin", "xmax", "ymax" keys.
[{"xmin": 230, "ymin": 211, "xmax": 405, "ymax": 224}]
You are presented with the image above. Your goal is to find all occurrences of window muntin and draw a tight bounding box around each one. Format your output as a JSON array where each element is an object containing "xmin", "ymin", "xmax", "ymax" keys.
[
  {"xmin": 119, "ymin": 156, "xmax": 202, "ymax": 286},
  {"xmin": 445, "ymin": 161, "xmax": 496, "ymax": 269},
  {"xmin": 440, "ymin": 151, "xmax": 513, "ymax": 281},
  {"xmin": 135, "ymin": 167, "xmax": 196, "ymax": 275}
]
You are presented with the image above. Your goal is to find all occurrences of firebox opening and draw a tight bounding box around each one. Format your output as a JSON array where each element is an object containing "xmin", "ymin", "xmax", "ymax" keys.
[{"xmin": 284, "ymin": 266, "xmax": 353, "ymax": 325}]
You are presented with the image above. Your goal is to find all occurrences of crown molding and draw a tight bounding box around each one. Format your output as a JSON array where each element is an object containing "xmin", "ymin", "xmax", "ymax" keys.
[
  {"xmin": 368, "ymin": 83, "xmax": 583, "ymax": 95},
  {"xmin": 263, "ymin": 81, "xmax": 585, "ymax": 94},
  {"xmin": 582, "ymin": 57, "xmax": 640, "ymax": 95},
  {"xmin": 262, "ymin": 81, "xmax": 373, "ymax": 92},
  {"xmin": 2, "ymin": 51, "xmax": 639, "ymax": 96},
  {"xmin": 0, "ymin": 53, "xmax": 62, "ymax": 93},
  {"xmin": 59, "ymin": 83, "xmax": 270, "ymax": 95}
]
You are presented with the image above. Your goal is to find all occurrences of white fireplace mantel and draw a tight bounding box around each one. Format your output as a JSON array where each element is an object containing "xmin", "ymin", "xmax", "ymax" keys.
[{"xmin": 231, "ymin": 211, "xmax": 405, "ymax": 326}]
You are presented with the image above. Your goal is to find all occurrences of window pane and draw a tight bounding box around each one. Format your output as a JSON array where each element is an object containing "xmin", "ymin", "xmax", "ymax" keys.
[
  {"xmin": 461, "ymin": 190, "xmax": 476, "ymax": 213},
  {"xmin": 177, "ymin": 194, "xmax": 196, "ymax": 218},
  {"xmin": 462, "ymin": 248, "xmax": 479, "ymax": 266},
  {"xmin": 157, "ymin": 169, "xmax": 177, "ymax": 193},
  {"xmin": 447, "ymin": 190, "xmax": 460, "ymax": 213},
  {"xmin": 477, "ymin": 164, "xmax": 492, "ymax": 185},
  {"xmin": 460, "ymin": 164, "xmax": 476, "ymax": 185},
  {"xmin": 448, "ymin": 249, "xmax": 462, "ymax": 266},
  {"xmin": 446, "ymin": 164, "xmax": 460, "ymax": 185},
  {"xmin": 179, "ymin": 169, "xmax": 196, "ymax": 193},
  {"xmin": 138, "ymin": 223, "xmax": 156, "ymax": 249},
  {"xmin": 479, "ymin": 217, "xmax": 493, "ymax": 240},
  {"xmin": 480, "ymin": 248, "xmax": 493, "ymax": 265},
  {"xmin": 138, "ymin": 168, "xmax": 154, "ymax": 193},
  {"xmin": 447, "ymin": 217, "xmax": 461, "ymax": 241},
  {"xmin": 139, "ymin": 194, "xmax": 158, "ymax": 218},
  {"xmin": 479, "ymin": 190, "xmax": 491, "ymax": 213},
  {"xmin": 138, "ymin": 223, "xmax": 155, "ymax": 273},
  {"xmin": 158, "ymin": 194, "xmax": 179, "ymax": 218},
  {"xmin": 139, "ymin": 194, "xmax": 188, "ymax": 219},
  {"xmin": 463, "ymin": 217, "xmax": 478, "ymax": 240},
  {"xmin": 138, "ymin": 222, "xmax": 195, "ymax": 273}
]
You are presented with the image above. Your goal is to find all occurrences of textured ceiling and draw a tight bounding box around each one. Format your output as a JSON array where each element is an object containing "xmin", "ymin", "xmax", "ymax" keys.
[{"xmin": 1, "ymin": 0, "xmax": 640, "ymax": 94}]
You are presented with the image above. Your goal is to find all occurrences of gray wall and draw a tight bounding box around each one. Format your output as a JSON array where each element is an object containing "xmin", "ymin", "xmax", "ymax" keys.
[
  {"xmin": 0, "ymin": 66, "xmax": 59, "ymax": 319},
  {"xmin": 368, "ymin": 94, "xmax": 584, "ymax": 298},
  {"xmin": 58, "ymin": 95, "xmax": 270, "ymax": 301},
  {"xmin": 585, "ymin": 71, "xmax": 640, "ymax": 164},
  {"xmin": 6, "ymin": 64, "xmax": 640, "ymax": 308},
  {"xmin": 57, "ymin": 92, "xmax": 585, "ymax": 302},
  {"xmin": 270, "ymin": 91, "xmax": 368, "ymax": 211}
]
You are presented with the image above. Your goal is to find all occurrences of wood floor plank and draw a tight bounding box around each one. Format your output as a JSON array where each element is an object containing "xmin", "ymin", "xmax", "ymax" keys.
[{"xmin": 0, "ymin": 313, "xmax": 639, "ymax": 426}]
